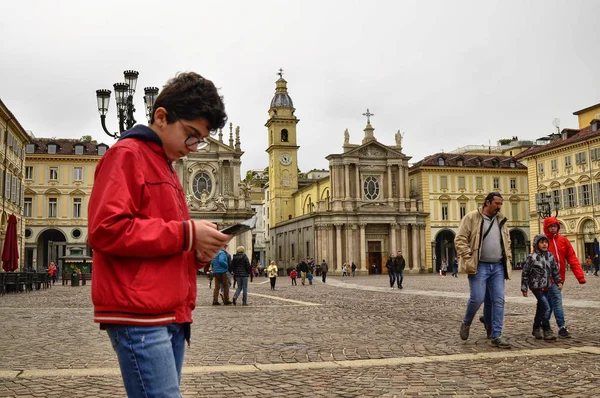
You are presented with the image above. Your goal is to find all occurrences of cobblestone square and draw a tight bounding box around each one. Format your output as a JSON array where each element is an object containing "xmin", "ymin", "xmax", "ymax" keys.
[{"xmin": 1, "ymin": 271, "xmax": 599, "ymax": 397}]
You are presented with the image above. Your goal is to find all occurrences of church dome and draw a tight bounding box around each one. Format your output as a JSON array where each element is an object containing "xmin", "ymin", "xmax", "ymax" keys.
[{"xmin": 270, "ymin": 77, "xmax": 294, "ymax": 108}]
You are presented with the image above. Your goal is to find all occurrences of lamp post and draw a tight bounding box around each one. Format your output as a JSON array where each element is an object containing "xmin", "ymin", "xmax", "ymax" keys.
[
  {"xmin": 95, "ymin": 70, "xmax": 159, "ymax": 139},
  {"xmin": 536, "ymin": 193, "xmax": 560, "ymax": 219}
]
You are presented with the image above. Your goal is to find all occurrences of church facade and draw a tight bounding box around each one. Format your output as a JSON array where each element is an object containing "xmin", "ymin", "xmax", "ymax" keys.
[{"xmin": 266, "ymin": 76, "xmax": 428, "ymax": 274}]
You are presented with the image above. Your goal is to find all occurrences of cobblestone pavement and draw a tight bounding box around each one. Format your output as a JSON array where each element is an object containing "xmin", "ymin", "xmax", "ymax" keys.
[{"xmin": 1, "ymin": 271, "xmax": 599, "ymax": 397}]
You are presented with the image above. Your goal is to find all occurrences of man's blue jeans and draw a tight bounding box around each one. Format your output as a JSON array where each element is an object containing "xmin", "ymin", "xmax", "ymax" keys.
[
  {"xmin": 234, "ymin": 276, "xmax": 249, "ymax": 304},
  {"xmin": 463, "ymin": 262, "xmax": 505, "ymax": 338},
  {"xmin": 105, "ymin": 323, "xmax": 186, "ymax": 398},
  {"xmin": 396, "ymin": 270, "xmax": 404, "ymax": 288},
  {"xmin": 548, "ymin": 282, "xmax": 565, "ymax": 329}
]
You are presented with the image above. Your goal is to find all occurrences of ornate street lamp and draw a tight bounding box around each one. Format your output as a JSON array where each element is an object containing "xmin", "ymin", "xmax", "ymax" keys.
[
  {"xmin": 536, "ymin": 193, "xmax": 560, "ymax": 219},
  {"xmin": 95, "ymin": 70, "xmax": 159, "ymax": 139}
]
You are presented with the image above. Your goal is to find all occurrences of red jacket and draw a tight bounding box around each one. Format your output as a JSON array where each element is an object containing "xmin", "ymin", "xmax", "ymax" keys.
[
  {"xmin": 543, "ymin": 217, "xmax": 586, "ymax": 284},
  {"xmin": 88, "ymin": 126, "xmax": 198, "ymax": 326}
]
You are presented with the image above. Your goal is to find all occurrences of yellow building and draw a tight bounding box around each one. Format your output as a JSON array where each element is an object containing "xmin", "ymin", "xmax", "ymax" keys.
[
  {"xmin": 518, "ymin": 108, "xmax": 600, "ymax": 259},
  {"xmin": 23, "ymin": 138, "xmax": 108, "ymax": 272},
  {"xmin": 0, "ymin": 99, "xmax": 31, "ymax": 271},
  {"xmin": 409, "ymin": 153, "xmax": 530, "ymax": 271}
]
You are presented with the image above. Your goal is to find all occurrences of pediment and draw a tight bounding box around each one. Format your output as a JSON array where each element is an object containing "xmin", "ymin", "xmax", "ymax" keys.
[
  {"xmin": 344, "ymin": 140, "xmax": 405, "ymax": 159},
  {"xmin": 578, "ymin": 175, "xmax": 590, "ymax": 183},
  {"xmin": 69, "ymin": 189, "xmax": 86, "ymax": 196},
  {"xmin": 438, "ymin": 194, "xmax": 451, "ymax": 201},
  {"xmin": 538, "ymin": 184, "xmax": 548, "ymax": 191},
  {"xmin": 44, "ymin": 188, "xmax": 61, "ymax": 195},
  {"xmin": 509, "ymin": 195, "xmax": 520, "ymax": 202},
  {"xmin": 456, "ymin": 195, "xmax": 469, "ymax": 202},
  {"xmin": 563, "ymin": 178, "xmax": 576, "ymax": 186},
  {"xmin": 24, "ymin": 188, "xmax": 36, "ymax": 195},
  {"xmin": 549, "ymin": 181, "xmax": 561, "ymax": 188}
]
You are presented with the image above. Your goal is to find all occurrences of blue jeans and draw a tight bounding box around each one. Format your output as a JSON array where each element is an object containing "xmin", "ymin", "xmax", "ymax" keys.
[
  {"xmin": 532, "ymin": 289, "xmax": 551, "ymax": 330},
  {"xmin": 234, "ymin": 276, "xmax": 249, "ymax": 304},
  {"xmin": 105, "ymin": 323, "xmax": 186, "ymax": 398},
  {"xmin": 388, "ymin": 271, "xmax": 396, "ymax": 287},
  {"xmin": 463, "ymin": 262, "xmax": 505, "ymax": 338},
  {"xmin": 396, "ymin": 270, "xmax": 404, "ymax": 288},
  {"xmin": 548, "ymin": 282, "xmax": 565, "ymax": 329}
]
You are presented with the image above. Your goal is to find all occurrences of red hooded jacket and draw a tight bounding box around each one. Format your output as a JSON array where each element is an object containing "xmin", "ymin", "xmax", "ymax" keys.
[
  {"xmin": 88, "ymin": 126, "xmax": 199, "ymax": 326},
  {"xmin": 543, "ymin": 217, "xmax": 586, "ymax": 284}
]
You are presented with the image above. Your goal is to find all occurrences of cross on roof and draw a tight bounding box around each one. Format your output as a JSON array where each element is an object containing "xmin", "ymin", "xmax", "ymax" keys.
[
  {"xmin": 277, "ymin": 68, "xmax": 284, "ymax": 79},
  {"xmin": 362, "ymin": 108, "xmax": 374, "ymax": 124}
]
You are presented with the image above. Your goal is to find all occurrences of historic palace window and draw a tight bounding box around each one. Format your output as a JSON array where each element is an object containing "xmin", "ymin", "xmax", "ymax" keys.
[
  {"xmin": 49, "ymin": 167, "xmax": 58, "ymax": 181},
  {"xmin": 74, "ymin": 167, "xmax": 83, "ymax": 181},
  {"xmin": 192, "ymin": 172, "xmax": 213, "ymax": 199},
  {"xmin": 363, "ymin": 176, "xmax": 380, "ymax": 200},
  {"xmin": 48, "ymin": 198, "xmax": 57, "ymax": 218},
  {"xmin": 73, "ymin": 198, "xmax": 82, "ymax": 218},
  {"xmin": 24, "ymin": 197, "xmax": 32, "ymax": 217},
  {"xmin": 25, "ymin": 166, "xmax": 33, "ymax": 180}
]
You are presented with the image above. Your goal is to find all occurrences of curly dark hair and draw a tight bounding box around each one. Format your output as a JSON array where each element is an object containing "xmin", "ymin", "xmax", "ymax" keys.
[{"xmin": 150, "ymin": 72, "xmax": 227, "ymax": 131}]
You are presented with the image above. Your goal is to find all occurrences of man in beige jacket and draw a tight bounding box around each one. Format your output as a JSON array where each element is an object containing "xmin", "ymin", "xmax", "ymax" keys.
[{"xmin": 455, "ymin": 192, "xmax": 512, "ymax": 349}]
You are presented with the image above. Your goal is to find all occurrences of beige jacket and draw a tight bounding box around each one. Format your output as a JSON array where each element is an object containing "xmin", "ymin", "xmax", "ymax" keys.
[{"xmin": 454, "ymin": 207, "xmax": 512, "ymax": 279}]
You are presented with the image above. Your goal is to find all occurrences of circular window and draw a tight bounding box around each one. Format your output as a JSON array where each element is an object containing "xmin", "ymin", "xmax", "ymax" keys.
[
  {"xmin": 72, "ymin": 229, "xmax": 82, "ymax": 239},
  {"xmin": 24, "ymin": 228, "xmax": 32, "ymax": 239},
  {"xmin": 363, "ymin": 176, "xmax": 380, "ymax": 200},
  {"xmin": 192, "ymin": 172, "xmax": 213, "ymax": 200}
]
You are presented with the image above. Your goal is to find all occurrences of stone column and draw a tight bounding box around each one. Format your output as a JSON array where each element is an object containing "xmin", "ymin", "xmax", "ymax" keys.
[
  {"xmin": 359, "ymin": 223, "xmax": 366, "ymax": 272},
  {"xmin": 335, "ymin": 223, "xmax": 343, "ymax": 272},
  {"xmin": 355, "ymin": 165, "xmax": 361, "ymax": 200},
  {"xmin": 390, "ymin": 223, "xmax": 397, "ymax": 252},
  {"xmin": 419, "ymin": 224, "xmax": 426, "ymax": 271},
  {"xmin": 327, "ymin": 224, "xmax": 334, "ymax": 268},
  {"xmin": 411, "ymin": 225, "xmax": 420, "ymax": 272},
  {"xmin": 398, "ymin": 165, "xmax": 405, "ymax": 200},
  {"xmin": 404, "ymin": 167, "xmax": 410, "ymax": 204},
  {"xmin": 387, "ymin": 165, "xmax": 393, "ymax": 204},
  {"xmin": 344, "ymin": 164, "xmax": 350, "ymax": 200},
  {"xmin": 400, "ymin": 223, "xmax": 408, "ymax": 263}
]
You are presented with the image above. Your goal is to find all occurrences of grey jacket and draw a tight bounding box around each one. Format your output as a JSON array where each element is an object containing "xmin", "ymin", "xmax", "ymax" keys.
[
  {"xmin": 521, "ymin": 234, "xmax": 563, "ymax": 291},
  {"xmin": 321, "ymin": 261, "xmax": 329, "ymax": 273}
]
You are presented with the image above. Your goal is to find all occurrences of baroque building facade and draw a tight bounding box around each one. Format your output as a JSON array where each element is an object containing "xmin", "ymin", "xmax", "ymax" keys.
[
  {"xmin": 409, "ymin": 152, "xmax": 530, "ymax": 271},
  {"xmin": 0, "ymin": 99, "xmax": 30, "ymax": 271},
  {"xmin": 266, "ymin": 75, "xmax": 427, "ymax": 274},
  {"xmin": 518, "ymin": 103, "xmax": 600, "ymax": 259},
  {"xmin": 23, "ymin": 138, "xmax": 108, "ymax": 272}
]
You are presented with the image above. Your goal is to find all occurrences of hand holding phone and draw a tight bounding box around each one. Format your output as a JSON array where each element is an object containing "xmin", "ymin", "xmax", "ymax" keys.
[{"xmin": 220, "ymin": 217, "xmax": 257, "ymax": 237}]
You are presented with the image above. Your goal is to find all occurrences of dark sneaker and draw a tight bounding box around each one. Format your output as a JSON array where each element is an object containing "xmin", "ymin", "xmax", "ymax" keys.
[
  {"xmin": 224, "ymin": 301, "xmax": 233, "ymax": 306},
  {"xmin": 242, "ymin": 303, "xmax": 248, "ymax": 306},
  {"xmin": 558, "ymin": 327, "xmax": 572, "ymax": 339},
  {"xmin": 543, "ymin": 329, "xmax": 557, "ymax": 341},
  {"xmin": 532, "ymin": 327, "xmax": 543, "ymax": 340},
  {"xmin": 479, "ymin": 316, "xmax": 491, "ymax": 338},
  {"xmin": 212, "ymin": 302, "xmax": 221, "ymax": 306},
  {"xmin": 460, "ymin": 322, "xmax": 470, "ymax": 340},
  {"xmin": 233, "ymin": 297, "xmax": 237, "ymax": 306},
  {"xmin": 490, "ymin": 336, "xmax": 511, "ymax": 349}
]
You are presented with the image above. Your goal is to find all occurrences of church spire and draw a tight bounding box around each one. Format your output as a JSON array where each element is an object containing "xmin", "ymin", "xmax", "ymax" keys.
[
  {"xmin": 228, "ymin": 122, "xmax": 234, "ymax": 148},
  {"xmin": 361, "ymin": 108, "xmax": 376, "ymax": 144}
]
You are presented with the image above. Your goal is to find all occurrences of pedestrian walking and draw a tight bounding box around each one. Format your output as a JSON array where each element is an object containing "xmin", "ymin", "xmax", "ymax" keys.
[
  {"xmin": 342, "ymin": 263, "xmax": 348, "ymax": 277},
  {"xmin": 212, "ymin": 246, "xmax": 233, "ymax": 306},
  {"xmin": 394, "ymin": 250, "xmax": 406, "ymax": 289},
  {"xmin": 47, "ymin": 261, "xmax": 57, "ymax": 285},
  {"xmin": 385, "ymin": 254, "xmax": 396, "ymax": 289},
  {"xmin": 351, "ymin": 261, "xmax": 357, "ymax": 277},
  {"xmin": 87, "ymin": 71, "xmax": 231, "ymax": 397},
  {"xmin": 585, "ymin": 255, "xmax": 592, "ymax": 275},
  {"xmin": 299, "ymin": 259, "xmax": 308, "ymax": 285},
  {"xmin": 268, "ymin": 261, "xmax": 278, "ymax": 290},
  {"xmin": 290, "ymin": 269, "xmax": 297, "ymax": 285},
  {"xmin": 456, "ymin": 192, "xmax": 512, "ymax": 349},
  {"xmin": 231, "ymin": 246, "xmax": 251, "ymax": 306},
  {"xmin": 321, "ymin": 259, "xmax": 329, "ymax": 283},
  {"xmin": 521, "ymin": 234, "xmax": 563, "ymax": 341},
  {"xmin": 307, "ymin": 271, "xmax": 313, "ymax": 285},
  {"xmin": 543, "ymin": 217, "xmax": 586, "ymax": 338},
  {"xmin": 452, "ymin": 257, "xmax": 459, "ymax": 278},
  {"xmin": 594, "ymin": 254, "xmax": 599, "ymax": 277},
  {"xmin": 440, "ymin": 258, "xmax": 448, "ymax": 277}
]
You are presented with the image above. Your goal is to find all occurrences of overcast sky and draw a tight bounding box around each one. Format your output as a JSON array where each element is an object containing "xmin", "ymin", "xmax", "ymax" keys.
[{"xmin": 1, "ymin": 0, "xmax": 599, "ymax": 174}]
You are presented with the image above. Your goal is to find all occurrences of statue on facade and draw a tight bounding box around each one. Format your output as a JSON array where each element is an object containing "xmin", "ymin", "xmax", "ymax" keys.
[
  {"xmin": 238, "ymin": 182, "xmax": 251, "ymax": 199},
  {"xmin": 395, "ymin": 130, "xmax": 403, "ymax": 147},
  {"xmin": 344, "ymin": 128, "xmax": 349, "ymax": 145},
  {"xmin": 186, "ymin": 194, "xmax": 200, "ymax": 211},
  {"xmin": 214, "ymin": 194, "xmax": 227, "ymax": 211}
]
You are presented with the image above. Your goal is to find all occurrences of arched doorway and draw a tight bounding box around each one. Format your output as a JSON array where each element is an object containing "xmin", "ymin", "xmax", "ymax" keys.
[
  {"xmin": 581, "ymin": 219, "xmax": 596, "ymax": 258},
  {"xmin": 510, "ymin": 229, "xmax": 528, "ymax": 268},
  {"xmin": 435, "ymin": 229, "xmax": 456, "ymax": 272},
  {"xmin": 37, "ymin": 229, "xmax": 67, "ymax": 274}
]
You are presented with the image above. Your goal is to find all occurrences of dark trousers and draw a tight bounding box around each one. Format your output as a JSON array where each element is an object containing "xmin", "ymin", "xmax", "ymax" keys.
[
  {"xmin": 322, "ymin": 272, "xmax": 327, "ymax": 283},
  {"xmin": 213, "ymin": 273, "xmax": 229, "ymax": 303},
  {"xmin": 388, "ymin": 272, "xmax": 396, "ymax": 287},
  {"xmin": 532, "ymin": 289, "xmax": 552, "ymax": 330},
  {"xmin": 291, "ymin": 278, "xmax": 297, "ymax": 285},
  {"xmin": 270, "ymin": 277, "xmax": 276, "ymax": 290}
]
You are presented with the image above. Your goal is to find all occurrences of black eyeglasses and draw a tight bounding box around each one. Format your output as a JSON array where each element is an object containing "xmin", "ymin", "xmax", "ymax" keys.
[{"xmin": 171, "ymin": 111, "xmax": 214, "ymax": 150}]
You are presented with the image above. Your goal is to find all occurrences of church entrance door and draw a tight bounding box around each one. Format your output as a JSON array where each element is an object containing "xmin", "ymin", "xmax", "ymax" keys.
[{"xmin": 367, "ymin": 241, "xmax": 382, "ymax": 274}]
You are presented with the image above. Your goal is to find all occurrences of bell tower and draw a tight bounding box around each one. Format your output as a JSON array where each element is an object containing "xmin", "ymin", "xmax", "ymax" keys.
[{"xmin": 266, "ymin": 69, "xmax": 299, "ymax": 227}]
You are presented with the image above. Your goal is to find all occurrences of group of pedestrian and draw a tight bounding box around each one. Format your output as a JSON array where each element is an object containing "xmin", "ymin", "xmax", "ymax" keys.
[
  {"xmin": 385, "ymin": 250, "xmax": 406, "ymax": 289},
  {"xmin": 584, "ymin": 254, "xmax": 599, "ymax": 276},
  {"xmin": 456, "ymin": 192, "xmax": 586, "ymax": 350}
]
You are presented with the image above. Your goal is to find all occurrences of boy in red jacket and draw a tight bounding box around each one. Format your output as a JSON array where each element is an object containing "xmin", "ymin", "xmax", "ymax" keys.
[
  {"xmin": 542, "ymin": 217, "xmax": 586, "ymax": 338},
  {"xmin": 89, "ymin": 72, "xmax": 232, "ymax": 397}
]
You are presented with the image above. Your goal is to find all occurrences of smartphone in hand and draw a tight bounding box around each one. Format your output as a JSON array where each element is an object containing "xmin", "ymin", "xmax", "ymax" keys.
[{"xmin": 220, "ymin": 217, "xmax": 257, "ymax": 236}]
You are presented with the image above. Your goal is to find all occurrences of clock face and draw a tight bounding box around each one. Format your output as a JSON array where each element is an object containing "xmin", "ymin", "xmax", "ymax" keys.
[{"xmin": 279, "ymin": 153, "xmax": 292, "ymax": 166}]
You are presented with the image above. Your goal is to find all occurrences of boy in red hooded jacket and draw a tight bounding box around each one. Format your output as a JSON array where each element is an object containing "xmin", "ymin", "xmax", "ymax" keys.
[{"xmin": 542, "ymin": 217, "xmax": 586, "ymax": 338}]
